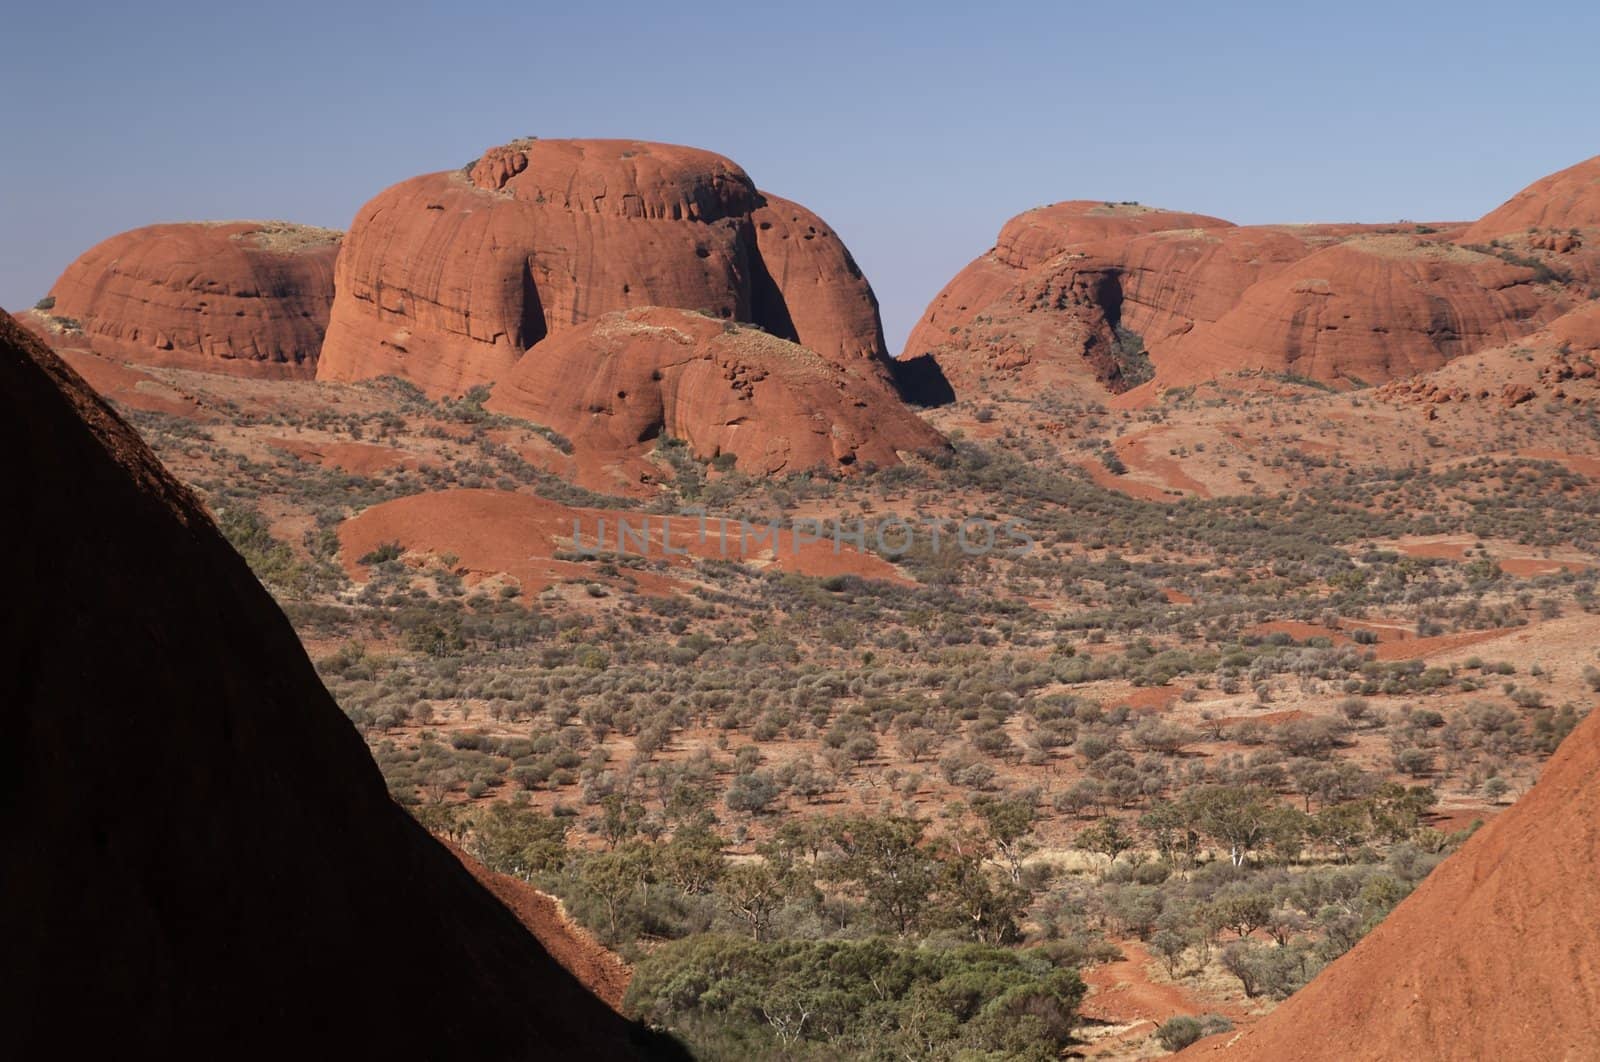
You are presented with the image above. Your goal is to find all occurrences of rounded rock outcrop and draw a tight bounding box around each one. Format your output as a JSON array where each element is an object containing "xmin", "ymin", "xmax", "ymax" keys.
[
  {"xmin": 44, "ymin": 221, "xmax": 340, "ymax": 375},
  {"xmin": 1456, "ymin": 153, "xmax": 1600, "ymax": 286},
  {"xmin": 1160, "ymin": 235, "xmax": 1561, "ymax": 386},
  {"xmin": 317, "ymin": 138, "xmax": 891, "ymax": 396},
  {"xmin": 1461, "ymin": 153, "xmax": 1600, "ymax": 240},
  {"xmin": 905, "ymin": 166, "xmax": 1588, "ymax": 398},
  {"xmin": 484, "ymin": 306, "xmax": 943, "ymax": 477},
  {"xmin": 0, "ymin": 309, "xmax": 678, "ymax": 1060}
]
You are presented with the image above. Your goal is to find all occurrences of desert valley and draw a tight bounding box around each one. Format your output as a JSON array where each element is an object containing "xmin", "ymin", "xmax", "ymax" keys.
[{"xmin": 8, "ymin": 129, "xmax": 1600, "ymax": 1060}]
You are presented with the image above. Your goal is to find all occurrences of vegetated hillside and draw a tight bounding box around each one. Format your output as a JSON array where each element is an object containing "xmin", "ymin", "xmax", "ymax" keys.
[
  {"xmin": 1191, "ymin": 704, "xmax": 1600, "ymax": 1060},
  {"xmin": 0, "ymin": 308, "xmax": 681, "ymax": 1060}
]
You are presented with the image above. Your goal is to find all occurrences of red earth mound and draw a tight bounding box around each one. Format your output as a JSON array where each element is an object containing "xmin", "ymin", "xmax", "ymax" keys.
[
  {"xmin": 43, "ymin": 221, "xmax": 340, "ymax": 376},
  {"xmin": 484, "ymin": 307, "xmax": 942, "ymax": 476},
  {"xmin": 1191, "ymin": 704, "xmax": 1600, "ymax": 1060},
  {"xmin": 0, "ymin": 308, "xmax": 681, "ymax": 1059},
  {"xmin": 317, "ymin": 138, "xmax": 893, "ymax": 396},
  {"xmin": 266, "ymin": 435, "xmax": 419, "ymax": 475},
  {"xmin": 339, "ymin": 488, "xmax": 912, "ymax": 597},
  {"xmin": 906, "ymin": 159, "xmax": 1596, "ymax": 399},
  {"xmin": 44, "ymin": 344, "xmax": 211, "ymax": 419}
]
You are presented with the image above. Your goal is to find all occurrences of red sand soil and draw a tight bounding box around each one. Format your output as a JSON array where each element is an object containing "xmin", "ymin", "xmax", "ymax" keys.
[
  {"xmin": 1338, "ymin": 618, "xmax": 1408, "ymax": 643},
  {"xmin": 1390, "ymin": 538, "xmax": 1472, "ymax": 561},
  {"xmin": 54, "ymin": 346, "xmax": 208, "ymax": 419},
  {"xmin": 1116, "ymin": 429, "xmax": 1214, "ymax": 498},
  {"xmin": 266, "ymin": 436, "xmax": 419, "ymax": 475},
  {"xmin": 1244, "ymin": 620, "xmax": 1350, "ymax": 645},
  {"xmin": 1077, "ymin": 457, "xmax": 1182, "ymax": 502},
  {"xmin": 1497, "ymin": 557, "xmax": 1589, "ymax": 576},
  {"xmin": 1082, "ymin": 939, "xmax": 1249, "ymax": 1055},
  {"xmin": 339, "ymin": 488, "xmax": 909, "ymax": 597},
  {"xmin": 1121, "ymin": 686, "xmax": 1181, "ymax": 712},
  {"xmin": 1387, "ymin": 535, "xmax": 1590, "ymax": 576},
  {"xmin": 1520, "ymin": 448, "xmax": 1600, "ymax": 478},
  {"xmin": 1192, "ymin": 703, "xmax": 1600, "ymax": 1060},
  {"xmin": 1211, "ymin": 709, "xmax": 1311, "ymax": 730},
  {"xmin": 1371, "ymin": 627, "xmax": 1513, "ymax": 662}
]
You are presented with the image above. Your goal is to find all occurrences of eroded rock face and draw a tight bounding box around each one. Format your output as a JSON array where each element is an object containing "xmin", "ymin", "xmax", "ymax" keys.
[
  {"xmin": 317, "ymin": 138, "xmax": 889, "ymax": 396},
  {"xmin": 903, "ymin": 209, "xmax": 1337, "ymax": 397},
  {"xmin": 906, "ymin": 166, "xmax": 1590, "ymax": 399},
  {"xmin": 0, "ymin": 308, "xmax": 679, "ymax": 1060},
  {"xmin": 1159, "ymin": 236, "xmax": 1559, "ymax": 386},
  {"xmin": 750, "ymin": 194, "xmax": 887, "ymax": 368},
  {"xmin": 484, "ymin": 306, "xmax": 943, "ymax": 476},
  {"xmin": 45, "ymin": 221, "xmax": 340, "ymax": 375},
  {"xmin": 902, "ymin": 202, "xmax": 1235, "ymax": 365},
  {"xmin": 1192, "ymin": 705, "xmax": 1600, "ymax": 1061}
]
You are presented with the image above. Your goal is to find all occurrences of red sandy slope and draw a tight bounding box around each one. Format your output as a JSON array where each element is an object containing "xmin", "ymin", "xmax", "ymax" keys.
[{"xmin": 1192, "ymin": 705, "xmax": 1600, "ymax": 1060}]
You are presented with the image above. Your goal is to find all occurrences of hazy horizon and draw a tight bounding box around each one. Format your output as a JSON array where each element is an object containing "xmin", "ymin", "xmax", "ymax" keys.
[{"xmin": 5, "ymin": 0, "xmax": 1597, "ymax": 353}]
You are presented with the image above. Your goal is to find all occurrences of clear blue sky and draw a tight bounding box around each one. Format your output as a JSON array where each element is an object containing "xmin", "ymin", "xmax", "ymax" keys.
[{"xmin": 4, "ymin": 0, "xmax": 1597, "ymax": 352}]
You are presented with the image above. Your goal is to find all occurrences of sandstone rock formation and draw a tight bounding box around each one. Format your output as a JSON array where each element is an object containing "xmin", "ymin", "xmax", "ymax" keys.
[
  {"xmin": 1458, "ymin": 153, "xmax": 1600, "ymax": 285},
  {"xmin": 1160, "ymin": 236, "xmax": 1558, "ymax": 386},
  {"xmin": 1374, "ymin": 300, "xmax": 1600, "ymax": 415},
  {"xmin": 1193, "ymin": 704, "xmax": 1600, "ymax": 1060},
  {"xmin": 44, "ymin": 221, "xmax": 340, "ymax": 375},
  {"xmin": 903, "ymin": 202, "xmax": 1233, "ymax": 369},
  {"xmin": 0, "ymin": 307, "xmax": 680, "ymax": 1059},
  {"xmin": 317, "ymin": 138, "xmax": 890, "ymax": 396},
  {"xmin": 485, "ymin": 306, "xmax": 943, "ymax": 476},
  {"xmin": 1462, "ymin": 154, "xmax": 1600, "ymax": 241},
  {"xmin": 907, "ymin": 161, "xmax": 1595, "ymax": 399}
]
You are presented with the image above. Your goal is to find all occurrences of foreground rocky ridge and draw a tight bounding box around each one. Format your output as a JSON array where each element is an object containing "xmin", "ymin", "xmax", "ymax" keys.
[
  {"xmin": 1192, "ymin": 702, "xmax": 1600, "ymax": 1060},
  {"xmin": 0, "ymin": 308, "xmax": 679, "ymax": 1060}
]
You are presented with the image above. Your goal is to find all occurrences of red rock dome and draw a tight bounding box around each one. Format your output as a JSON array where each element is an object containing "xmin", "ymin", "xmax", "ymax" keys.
[
  {"xmin": 317, "ymin": 138, "xmax": 890, "ymax": 396},
  {"xmin": 1461, "ymin": 154, "xmax": 1600, "ymax": 241},
  {"xmin": 903, "ymin": 203, "xmax": 1236, "ymax": 365},
  {"xmin": 44, "ymin": 221, "xmax": 340, "ymax": 375},
  {"xmin": 1160, "ymin": 235, "xmax": 1560, "ymax": 386},
  {"xmin": 905, "ymin": 165, "xmax": 1588, "ymax": 399},
  {"xmin": 1456, "ymin": 154, "xmax": 1600, "ymax": 286},
  {"xmin": 484, "ymin": 306, "xmax": 942, "ymax": 476}
]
